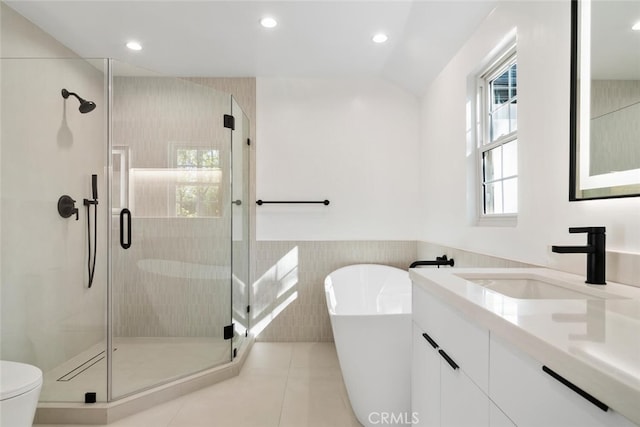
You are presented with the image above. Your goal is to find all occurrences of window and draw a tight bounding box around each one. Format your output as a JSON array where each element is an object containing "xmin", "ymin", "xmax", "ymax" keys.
[
  {"xmin": 173, "ymin": 145, "xmax": 221, "ymax": 217},
  {"xmin": 478, "ymin": 46, "xmax": 518, "ymax": 218}
]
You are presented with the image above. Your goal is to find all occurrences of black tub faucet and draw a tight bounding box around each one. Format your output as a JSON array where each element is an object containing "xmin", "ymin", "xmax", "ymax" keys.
[
  {"xmin": 410, "ymin": 255, "xmax": 455, "ymax": 269},
  {"xmin": 552, "ymin": 227, "xmax": 606, "ymax": 285}
]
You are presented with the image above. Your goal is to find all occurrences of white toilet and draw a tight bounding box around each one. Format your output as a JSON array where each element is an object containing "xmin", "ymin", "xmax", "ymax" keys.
[{"xmin": 0, "ymin": 360, "xmax": 43, "ymax": 427}]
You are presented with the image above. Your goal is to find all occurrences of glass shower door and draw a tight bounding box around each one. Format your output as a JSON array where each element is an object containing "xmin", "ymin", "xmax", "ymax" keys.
[
  {"xmin": 109, "ymin": 61, "xmax": 233, "ymax": 399},
  {"xmin": 231, "ymin": 97, "xmax": 251, "ymax": 352}
]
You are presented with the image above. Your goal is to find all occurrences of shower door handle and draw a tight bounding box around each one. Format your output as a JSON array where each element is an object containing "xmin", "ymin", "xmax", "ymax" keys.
[{"xmin": 120, "ymin": 208, "xmax": 131, "ymax": 249}]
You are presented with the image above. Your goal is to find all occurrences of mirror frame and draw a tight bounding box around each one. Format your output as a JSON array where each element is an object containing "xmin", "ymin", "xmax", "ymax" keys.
[{"xmin": 569, "ymin": 0, "xmax": 640, "ymax": 201}]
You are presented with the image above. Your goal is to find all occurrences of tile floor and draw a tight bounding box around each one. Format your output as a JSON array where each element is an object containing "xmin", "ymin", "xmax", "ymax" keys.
[{"xmin": 34, "ymin": 342, "xmax": 363, "ymax": 427}]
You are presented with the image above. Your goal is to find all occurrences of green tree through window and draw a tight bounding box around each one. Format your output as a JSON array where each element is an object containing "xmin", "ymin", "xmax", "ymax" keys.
[{"xmin": 175, "ymin": 147, "xmax": 221, "ymax": 217}]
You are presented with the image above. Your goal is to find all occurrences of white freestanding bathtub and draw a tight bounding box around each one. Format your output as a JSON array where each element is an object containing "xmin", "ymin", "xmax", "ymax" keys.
[{"xmin": 324, "ymin": 264, "xmax": 412, "ymax": 427}]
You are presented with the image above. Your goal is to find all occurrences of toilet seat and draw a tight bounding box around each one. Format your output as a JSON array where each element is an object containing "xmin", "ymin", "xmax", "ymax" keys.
[{"xmin": 0, "ymin": 361, "xmax": 43, "ymax": 400}]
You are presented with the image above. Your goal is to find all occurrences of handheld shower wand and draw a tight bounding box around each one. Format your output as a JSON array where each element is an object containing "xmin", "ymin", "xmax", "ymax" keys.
[{"xmin": 92, "ymin": 174, "xmax": 98, "ymax": 200}]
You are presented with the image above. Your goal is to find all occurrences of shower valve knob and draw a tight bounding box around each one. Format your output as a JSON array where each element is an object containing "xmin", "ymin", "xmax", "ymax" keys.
[{"xmin": 58, "ymin": 195, "xmax": 79, "ymax": 220}]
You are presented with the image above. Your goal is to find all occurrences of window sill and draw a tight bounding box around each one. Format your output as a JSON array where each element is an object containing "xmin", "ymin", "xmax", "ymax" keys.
[{"xmin": 476, "ymin": 214, "xmax": 517, "ymax": 227}]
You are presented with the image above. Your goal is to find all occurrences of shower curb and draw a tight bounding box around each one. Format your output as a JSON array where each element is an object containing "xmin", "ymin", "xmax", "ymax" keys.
[{"xmin": 34, "ymin": 338, "xmax": 254, "ymax": 425}]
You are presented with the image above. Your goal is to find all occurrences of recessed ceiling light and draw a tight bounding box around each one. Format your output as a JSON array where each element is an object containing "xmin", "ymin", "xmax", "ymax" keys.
[
  {"xmin": 260, "ymin": 17, "xmax": 278, "ymax": 29},
  {"xmin": 632, "ymin": 21, "xmax": 640, "ymax": 31},
  {"xmin": 372, "ymin": 33, "xmax": 388, "ymax": 44},
  {"xmin": 126, "ymin": 41, "xmax": 142, "ymax": 51}
]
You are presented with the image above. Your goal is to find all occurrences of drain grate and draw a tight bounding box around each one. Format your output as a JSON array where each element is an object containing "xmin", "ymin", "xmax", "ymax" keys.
[{"xmin": 56, "ymin": 348, "xmax": 117, "ymax": 382}]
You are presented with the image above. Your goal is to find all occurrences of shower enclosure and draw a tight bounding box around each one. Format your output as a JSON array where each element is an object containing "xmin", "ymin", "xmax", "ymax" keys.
[{"xmin": 0, "ymin": 57, "xmax": 251, "ymax": 403}]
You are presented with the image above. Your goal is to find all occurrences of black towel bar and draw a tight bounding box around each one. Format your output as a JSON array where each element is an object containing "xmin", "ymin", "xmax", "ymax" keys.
[{"xmin": 256, "ymin": 200, "xmax": 330, "ymax": 206}]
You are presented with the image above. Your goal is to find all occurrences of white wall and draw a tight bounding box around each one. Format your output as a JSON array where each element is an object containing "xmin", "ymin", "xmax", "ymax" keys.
[
  {"xmin": 418, "ymin": 1, "xmax": 640, "ymax": 280},
  {"xmin": 256, "ymin": 77, "xmax": 421, "ymax": 240}
]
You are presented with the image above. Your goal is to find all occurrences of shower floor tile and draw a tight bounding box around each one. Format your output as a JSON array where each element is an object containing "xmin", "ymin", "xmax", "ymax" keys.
[
  {"xmin": 34, "ymin": 342, "xmax": 362, "ymax": 427},
  {"xmin": 40, "ymin": 337, "xmax": 230, "ymax": 402}
]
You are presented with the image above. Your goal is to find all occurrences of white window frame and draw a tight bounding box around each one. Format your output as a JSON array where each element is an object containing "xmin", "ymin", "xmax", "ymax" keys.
[{"xmin": 476, "ymin": 43, "xmax": 518, "ymax": 226}]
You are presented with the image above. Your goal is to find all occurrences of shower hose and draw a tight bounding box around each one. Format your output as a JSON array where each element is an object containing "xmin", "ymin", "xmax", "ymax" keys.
[{"xmin": 86, "ymin": 201, "xmax": 97, "ymax": 288}]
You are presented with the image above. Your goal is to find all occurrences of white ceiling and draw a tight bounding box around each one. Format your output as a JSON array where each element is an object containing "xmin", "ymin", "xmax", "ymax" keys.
[
  {"xmin": 5, "ymin": 0, "xmax": 498, "ymax": 94},
  {"xmin": 591, "ymin": 0, "xmax": 640, "ymax": 80}
]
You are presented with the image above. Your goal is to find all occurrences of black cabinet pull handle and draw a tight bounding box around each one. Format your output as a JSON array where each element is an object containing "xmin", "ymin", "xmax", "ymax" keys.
[
  {"xmin": 422, "ymin": 333, "xmax": 439, "ymax": 349},
  {"xmin": 120, "ymin": 208, "xmax": 131, "ymax": 249},
  {"xmin": 542, "ymin": 366, "xmax": 608, "ymax": 412},
  {"xmin": 438, "ymin": 349, "xmax": 459, "ymax": 370}
]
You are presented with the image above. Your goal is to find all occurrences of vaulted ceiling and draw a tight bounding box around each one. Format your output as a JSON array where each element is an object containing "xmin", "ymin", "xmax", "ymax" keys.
[{"xmin": 5, "ymin": 1, "xmax": 499, "ymax": 94}]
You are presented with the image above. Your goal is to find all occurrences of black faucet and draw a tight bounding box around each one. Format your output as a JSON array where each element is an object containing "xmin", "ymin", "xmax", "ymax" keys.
[
  {"xmin": 552, "ymin": 227, "xmax": 606, "ymax": 285},
  {"xmin": 410, "ymin": 255, "xmax": 455, "ymax": 269}
]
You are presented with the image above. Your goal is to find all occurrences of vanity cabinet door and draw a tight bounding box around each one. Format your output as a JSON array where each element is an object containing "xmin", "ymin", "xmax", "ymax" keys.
[
  {"xmin": 412, "ymin": 324, "xmax": 441, "ymax": 427},
  {"xmin": 490, "ymin": 402, "xmax": 515, "ymax": 427},
  {"xmin": 490, "ymin": 335, "xmax": 636, "ymax": 427},
  {"xmin": 412, "ymin": 321, "xmax": 489, "ymax": 427},
  {"xmin": 413, "ymin": 285, "xmax": 489, "ymax": 393},
  {"xmin": 440, "ymin": 352, "xmax": 489, "ymax": 427}
]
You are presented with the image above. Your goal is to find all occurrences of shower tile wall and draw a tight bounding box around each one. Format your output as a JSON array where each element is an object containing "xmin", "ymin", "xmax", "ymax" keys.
[
  {"xmin": 112, "ymin": 219, "xmax": 230, "ymax": 337},
  {"xmin": 112, "ymin": 76, "xmax": 256, "ymax": 338},
  {"xmin": 589, "ymin": 80, "xmax": 640, "ymax": 176}
]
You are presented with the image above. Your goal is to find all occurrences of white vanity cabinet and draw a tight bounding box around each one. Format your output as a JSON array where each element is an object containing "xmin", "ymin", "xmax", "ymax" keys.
[
  {"xmin": 411, "ymin": 268, "xmax": 640, "ymax": 427},
  {"xmin": 490, "ymin": 335, "xmax": 636, "ymax": 427},
  {"xmin": 412, "ymin": 285, "xmax": 492, "ymax": 427}
]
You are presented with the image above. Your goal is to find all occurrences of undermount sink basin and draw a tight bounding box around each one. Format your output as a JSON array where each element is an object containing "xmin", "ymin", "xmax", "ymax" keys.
[{"xmin": 456, "ymin": 274, "xmax": 627, "ymax": 300}]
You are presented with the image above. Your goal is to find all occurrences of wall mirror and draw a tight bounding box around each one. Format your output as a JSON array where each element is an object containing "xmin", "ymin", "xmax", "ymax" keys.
[{"xmin": 570, "ymin": 0, "xmax": 640, "ymax": 200}]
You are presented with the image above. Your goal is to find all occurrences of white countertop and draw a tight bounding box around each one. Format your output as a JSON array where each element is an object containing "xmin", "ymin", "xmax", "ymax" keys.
[{"xmin": 409, "ymin": 267, "xmax": 640, "ymax": 425}]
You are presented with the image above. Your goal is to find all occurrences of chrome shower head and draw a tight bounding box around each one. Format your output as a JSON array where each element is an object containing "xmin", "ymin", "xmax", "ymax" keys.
[{"xmin": 61, "ymin": 88, "xmax": 96, "ymax": 113}]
